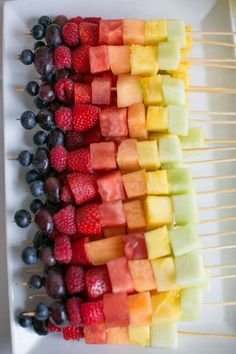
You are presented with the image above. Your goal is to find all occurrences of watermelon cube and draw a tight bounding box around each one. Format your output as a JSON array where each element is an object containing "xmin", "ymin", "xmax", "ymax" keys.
[
  {"xmin": 108, "ymin": 45, "xmax": 131, "ymax": 74},
  {"xmin": 89, "ymin": 45, "xmax": 110, "ymax": 73},
  {"xmin": 180, "ymin": 127, "xmax": 206, "ymax": 149},
  {"xmin": 123, "ymin": 233, "xmax": 147, "ymax": 260},
  {"xmin": 136, "ymin": 141, "xmax": 160, "ymax": 170},
  {"xmin": 167, "ymin": 168, "xmax": 195, "ymax": 195},
  {"xmin": 84, "ymin": 323, "xmax": 107, "ymax": 344},
  {"xmin": 158, "ymin": 42, "xmax": 181, "ymax": 71},
  {"xmin": 124, "ymin": 200, "xmax": 146, "ymax": 233},
  {"xmin": 91, "ymin": 76, "xmax": 111, "ymax": 105},
  {"xmin": 107, "ymin": 327, "xmax": 129, "ymax": 344},
  {"xmin": 130, "ymin": 44, "xmax": 158, "ymax": 76},
  {"xmin": 103, "ymin": 293, "xmax": 129, "ymax": 327},
  {"xmin": 159, "ymin": 136, "xmax": 183, "ymax": 165},
  {"xmin": 151, "ymin": 257, "xmax": 177, "ymax": 292},
  {"xmin": 128, "ymin": 259, "xmax": 156, "ymax": 292},
  {"xmin": 122, "ymin": 170, "xmax": 147, "ymax": 199},
  {"xmin": 146, "ymin": 106, "xmax": 168, "ymax": 132},
  {"xmin": 123, "ymin": 20, "xmax": 145, "ymax": 45},
  {"xmin": 151, "ymin": 291, "xmax": 181, "ymax": 324},
  {"xmin": 90, "ymin": 142, "xmax": 117, "ymax": 171},
  {"xmin": 117, "ymin": 74, "xmax": 143, "ymax": 108},
  {"xmin": 99, "ymin": 200, "xmax": 126, "ymax": 228},
  {"xmin": 97, "ymin": 171, "xmax": 125, "ymax": 202},
  {"xmin": 116, "ymin": 139, "xmax": 140, "ymax": 171},
  {"xmin": 100, "ymin": 106, "xmax": 128, "ymax": 137},
  {"xmin": 144, "ymin": 196, "xmax": 173, "ymax": 229},
  {"xmin": 167, "ymin": 105, "xmax": 189, "ymax": 136},
  {"xmin": 107, "ymin": 256, "xmax": 134, "ymax": 293},
  {"xmin": 140, "ymin": 75, "xmax": 163, "ymax": 105},
  {"xmin": 162, "ymin": 76, "xmax": 185, "ymax": 105},
  {"xmin": 128, "ymin": 291, "xmax": 152, "ymax": 326},
  {"xmin": 167, "ymin": 19, "xmax": 186, "ymax": 48},
  {"xmin": 173, "ymin": 194, "xmax": 199, "ymax": 224},
  {"xmin": 99, "ymin": 20, "xmax": 123, "ymax": 45},
  {"xmin": 145, "ymin": 170, "xmax": 169, "ymax": 195},
  {"xmin": 151, "ymin": 323, "xmax": 177, "ymax": 348},
  {"xmin": 175, "ymin": 252, "xmax": 206, "ymax": 288},
  {"xmin": 103, "ymin": 226, "xmax": 126, "ymax": 238},
  {"xmin": 145, "ymin": 226, "xmax": 171, "ymax": 260},
  {"xmin": 145, "ymin": 19, "xmax": 167, "ymax": 44},
  {"xmin": 169, "ymin": 224, "xmax": 200, "ymax": 257},
  {"xmin": 180, "ymin": 287, "xmax": 203, "ymax": 321},
  {"xmin": 129, "ymin": 326, "xmax": 150, "ymax": 346},
  {"xmin": 128, "ymin": 103, "xmax": 148, "ymax": 140}
]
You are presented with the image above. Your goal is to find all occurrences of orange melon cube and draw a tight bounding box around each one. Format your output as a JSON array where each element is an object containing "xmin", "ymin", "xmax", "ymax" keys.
[
  {"xmin": 108, "ymin": 45, "xmax": 131, "ymax": 75},
  {"xmin": 117, "ymin": 74, "xmax": 143, "ymax": 108},
  {"xmin": 86, "ymin": 236, "xmax": 125, "ymax": 265},
  {"xmin": 117, "ymin": 139, "xmax": 140, "ymax": 171},
  {"xmin": 128, "ymin": 259, "xmax": 156, "ymax": 292},
  {"xmin": 122, "ymin": 170, "xmax": 147, "ymax": 199},
  {"xmin": 123, "ymin": 19, "xmax": 145, "ymax": 45},
  {"xmin": 128, "ymin": 103, "xmax": 148, "ymax": 140},
  {"xmin": 128, "ymin": 291, "xmax": 152, "ymax": 326},
  {"xmin": 103, "ymin": 226, "xmax": 127, "ymax": 238},
  {"xmin": 107, "ymin": 327, "xmax": 129, "ymax": 344},
  {"xmin": 124, "ymin": 200, "xmax": 146, "ymax": 233}
]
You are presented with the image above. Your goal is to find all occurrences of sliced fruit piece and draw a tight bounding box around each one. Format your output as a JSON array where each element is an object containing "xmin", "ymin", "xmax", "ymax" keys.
[
  {"xmin": 100, "ymin": 106, "xmax": 128, "ymax": 137},
  {"xmin": 151, "ymin": 257, "xmax": 178, "ymax": 292},
  {"xmin": 91, "ymin": 76, "xmax": 111, "ymax": 105},
  {"xmin": 123, "ymin": 233, "xmax": 147, "ymax": 260},
  {"xmin": 108, "ymin": 45, "xmax": 131, "ymax": 74},
  {"xmin": 144, "ymin": 196, "xmax": 173, "ymax": 229},
  {"xmin": 180, "ymin": 287, "xmax": 203, "ymax": 321},
  {"xmin": 146, "ymin": 106, "xmax": 168, "ymax": 132},
  {"xmin": 173, "ymin": 194, "xmax": 199, "ymax": 225},
  {"xmin": 128, "ymin": 291, "xmax": 152, "ymax": 326},
  {"xmin": 136, "ymin": 141, "xmax": 160, "ymax": 170},
  {"xmin": 128, "ymin": 103, "xmax": 148, "ymax": 140},
  {"xmin": 158, "ymin": 42, "xmax": 181, "ymax": 71},
  {"xmin": 74, "ymin": 83, "xmax": 92, "ymax": 104},
  {"xmin": 180, "ymin": 127, "xmax": 206, "ymax": 149},
  {"xmin": 128, "ymin": 259, "xmax": 156, "ymax": 292},
  {"xmin": 107, "ymin": 256, "xmax": 134, "ymax": 293},
  {"xmin": 167, "ymin": 168, "xmax": 195, "ymax": 195},
  {"xmin": 67, "ymin": 172, "xmax": 98, "ymax": 205},
  {"xmin": 145, "ymin": 226, "xmax": 171, "ymax": 260},
  {"xmin": 99, "ymin": 200, "xmax": 126, "ymax": 228},
  {"xmin": 116, "ymin": 139, "xmax": 140, "ymax": 171},
  {"xmin": 175, "ymin": 252, "xmax": 206, "ymax": 288},
  {"xmin": 145, "ymin": 19, "xmax": 167, "ymax": 44},
  {"xmin": 130, "ymin": 44, "xmax": 158, "ymax": 76},
  {"xmin": 151, "ymin": 291, "xmax": 181, "ymax": 324},
  {"xmin": 169, "ymin": 224, "xmax": 200, "ymax": 257},
  {"xmin": 145, "ymin": 170, "xmax": 169, "ymax": 195},
  {"xmin": 140, "ymin": 75, "xmax": 163, "ymax": 105},
  {"xmin": 159, "ymin": 135, "xmax": 183, "ymax": 165},
  {"xmin": 128, "ymin": 325, "xmax": 150, "ymax": 346},
  {"xmin": 123, "ymin": 19, "xmax": 145, "ymax": 45},
  {"xmin": 84, "ymin": 323, "xmax": 107, "ymax": 344},
  {"xmin": 162, "ymin": 76, "xmax": 185, "ymax": 105},
  {"xmin": 151, "ymin": 323, "xmax": 177, "ymax": 348},
  {"xmin": 103, "ymin": 292, "xmax": 129, "ymax": 327},
  {"xmin": 97, "ymin": 171, "xmax": 125, "ymax": 203},
  {"xmin": 99, "ymin": 20, "xmax": 123, "ymax": 45},
  {"xmin": 90, "ymin": 142, "xmax": 117, "ymax": 171},
  {"xmin": 167, "ymin": 105, "xmax": 189, "ymax": 136},
  {"xmin": 107, "ymin": 327, "xmax": 129, "ymax": 344},
  {"xmin": 123, "ymin": 200, "xmax": 146, "ymax": 233},
  {"xmin": 103, "ymin": 226, "xmax": 127, "ymax": 238},
  {"xmin": 167, "ymin": 19, "xmax": 186, "ymax": 48},
  {"xmin": 84, "ymin": 265, "xmax": 111, "ymax": 300},
  {"xmin": 122, "ymin": 169, "xmax": 147, "ymax": 199},
  {"xmin": 89, "ymin": 45, "xmax": 110, "ymax": 73},
  {"xmin": 117, "ymin": 74, "xmax": 143, "ymax": 108}
]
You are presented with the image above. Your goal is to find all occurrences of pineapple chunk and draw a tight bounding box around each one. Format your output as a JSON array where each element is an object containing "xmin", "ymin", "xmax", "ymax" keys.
[
  {"xmin": 151, "ymin": 257, "xmax": 178, "ymax": 292},
  {"xmin": 151, "ymin": 291, "xmax": 181, "ymax": 324},
  {"xmin": 167, "ymin": 19, "xmax": 186, "ymax": 48},
  {"xmin": 136, "ymin": 141, "xmax": 160, "ymax": 170},
  {"xmin": 146, "ymin": 106, "xmax": 168, "ymax": 132},
  {"xmin": 158, "ymin": 42, "xmax": 181, "ymax": 71},
  {"xmin": 144, "ymin": 196, "xmax": 173, "ymax": 229},
  {"xmin": 128, "ymin": 326, "xmax": 150, "ymax": 346},
  {"xmin": 140, "ymin": 75, "xmax": 163, "ymax": 105},
  {"xmin": 145, "ymin": 19, "xmax": 168, "ymax": 44},
  {"xmin": 145, "ymin": 226, "xmax": 171, "ymax": 260},
  {"xmin": 145, "ymin": 170, "xmax": 169, "ymax": 195},
  {"xmin": 130, "ymin": 45, "xmax": 158, "ymax": 76},
  {"xmin": 151, "ymin": 323, "xmax": 178, "ymax": 348}
]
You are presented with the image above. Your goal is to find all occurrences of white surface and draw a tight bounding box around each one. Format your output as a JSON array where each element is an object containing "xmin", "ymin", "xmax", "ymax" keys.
[{"xmin": 2, "ymin": 0, "xmax": 236, "ymax": 353}]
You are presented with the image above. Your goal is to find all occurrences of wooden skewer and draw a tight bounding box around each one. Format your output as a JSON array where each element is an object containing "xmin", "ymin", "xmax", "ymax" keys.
[
  {"xmin": 203, "ymin": 301, "xmax": 236, "ymax": 307},
  {"xmin": 195, "ymin": 174, "xmax": 236, "ymax": 181},
  {"xmin": 186, "ymin": 157, "xmax": 236, "ymax": 165},
  {"xmin": 187, "ymin": 86, "xmax": 236, "ymax": 94},
  {"xmin": 200, "ymin": 230, "xmax": 236, "ymax": 238},
  {"xmin": 184, "ymin": 146, "xmax": 236, "ymax": 152},
  {"xmin": 206, "ymin": 139, "xmax": 236, "ymax": 144},
  {"xmin": 191, "ymin": 111, "xmax": 236, "ymax": 116},
  {"xmin": 189, "ymin": 62, "xmax": 236, "ymax": 70},
  {"xmin": 24, "ymin": 267, "xmax": 42, "ymax": 273},
  {"xmin": 200, "ymin": 216, "xmax": 236, "ymax": 225},
  {"xmin": 29, "ymin": 293, "xmax": 48, "ymax": 299},
  {"xmin": 199, "ymin": 204, "xmax": 236, "ymax": 212},
  {"xmin": 192, "ymin": 37, "xmax": 236, "ymax": 48},
  {"xmin": 187, "ymin": 58, "xmax": 236, "ymax": 63},
  {"xmin": 179, "ymin": 331, "xmax": 236, "ymax": 339},
  {"xmin": 211, "ymin": 274, "xmax": 236, "ymax": 280},
  {"xmin": 198, "ymin": 188, "xmax": 236, "ymax": 195},
  {"xmin": 207, "ymin": 263, "xmax": 236, "ymax": 270},
  {"xmin": 202, "ymin": 243, "xmax": 236, "ymax": 251},
  {"xmin": 190, "ymin": 119, "xmax": 236, "ymax": 125},
  {"xmin": 189, "ymin": 31, "xmax": 236, "ymax": 36}
]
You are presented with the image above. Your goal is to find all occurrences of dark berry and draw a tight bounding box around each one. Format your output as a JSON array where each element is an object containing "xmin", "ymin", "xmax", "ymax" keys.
[
  {"xmin": 55, "ymin": 69, "xmax": 70, "ymax": 80},
  {"xmin": 32, "ymin": 147, "xmax": 51, "ymax": 174},
  {"xmin": 30, "ymin": 180, "xmax": 45, "ymax": 197},
  {"xmin": 33, "ymin": 41, "xmax": 46, "ymax": 50},
  {"xmin": 25, "ymin": 169, "xmax": 41, "ymax": 185},
  {"xmin": 34, "ymin": 96, "xmax": 49, "ymax": 110},
  {"xmin": 37, "ymin": 109, "xmax": 56, "ymax": 131},
  {"xmin": 18, "ymin": 313, "xmax": 32, "ymax": 328},
  {"xmin": 46, "ymin": 128, "xmax": 64, "ymax": 150},
  {"xmin": 44, "ymin": 177, "xmax": 60, "ymax": 204},
  {"xmin": 20, "ymin": 111, "xmax": 37, "ymax": 130},
  {"xmin": 45, "ymin": 24, "xmax": 62, "ymax": 48},
  {"xmin": 31, "ymin": 24, "xmax": 45, "ymax": 40},
  {"xmin": 49, "ymin": 100, "xmax": 61, "ymax": 112},
  {"xmin": 22, "ymin": 246, "xmax": 38, "ymax": 265},
  {"xmin": 42, "ymin": 71, "xmax": 56, "ymax": 84},
  {"xmin": 18, "ymin": 150, "xmax": 32, "ymax": 167},
  {"xmin": 33, "ymin": 231, "xmax": 50, "ymax": 249},
  {"xmin": 29, "ymin": 274, "xmax": 44, "ymax": 289},
  {"xmin": 34, "ymin": 46, "xmax": 54, "ymax": 77},
  {"xmin": 38, "ymin": 16, "xmax": 52, "ymax": 29},
  {"xmin": 53, "ymin": 15, "xmax": 68, "ymax": 28},
  {"xmin": 33, "ymin": 130, "xmax": 47, "ymax": 146},
  {"xmin": 35, "ymin": 208, "xmax": 54, "ymax": 234},
  {"xmin": 30, "ymin": 199, "xmax": 44, "ymax": 213},
  {"xmin": 35, "ymin": 303, "xmax": 49, "ymax": 321},
  {"xmin": 38, "ymin": 82, "xmax": 55, "ymax": 103},
  {"xmin": 32, "ymin": 318, "xmax": 49, "ymax": 336},
  {"xmin": 49, "ymin": 301, "xmax": 69, "ymax": 327},
  {"xmin": 19, "ymin": 49, "xmax": 34, "ymax": 65},
  {"xmin": 44, "ymin": 199, "xmax": 61, "ymax": 214},
  {"xmin": 14, "ymin": 209, "xmax": 31, "ymax": 228},
  {"xmin": 25, "ymin": 81, "xmax": 39, "ymax": 96},
  {"xmin": 39, "ymin": 245, "xmax": 56, "ymax": 267}
]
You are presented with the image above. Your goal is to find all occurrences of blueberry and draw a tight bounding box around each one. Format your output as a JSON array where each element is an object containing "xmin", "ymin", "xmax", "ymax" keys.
[
  {"xmin": 33, "ymin": 130, "xmax": 47, "ymax": 146},
  {"xmin": 29, "ymin": 274, "xmax": 44, "ymax": 289},
  {"xmin": 25, "ymin": 81, "xmax": 39, "ymax": 96},
  {"xmin": 46, "ymin": 128, "xmax": 64, "ymax": 150},
  {"xmin": 20, "ymin": 111, "xmax": 37, "ymax": 130},
  {"xmin": 18, "ymin": 49, "xmax": 34, "ymax": 65},
  {"xmin": 18, "ymin": 313, "xmax": 33, "ymax": 328},
  {"xmin": 31, "ymin": 24, "xmax": 45, "ymax": 40},
  {"xmin": 18, "ymin": 150, "xmax": 33, "ymax": 167},
  {"xmin": 38, "ymin": 16, "xmax": 52, "ymax": 29},
  {"xmin": 30, "ymin": 199, "xmax": 44, "ymax": 214},
  {"xmin": 45, "ymin": 24, "xmax": 62, "ymax": 48},
  {"xmin": 34, "ymin": 97, "xmax": 49, "ymax": 110},
  {"xmin": 33, "ymin": 231, "xmax": 50, "ymax": 249},
  {"xmin": 30, "ymin": 180, "xmax": 45, "ymax": 197},
  {"xmin": 37, "ymin": 109, "xmax": 56, "ymax": 131},
  {"xmin": 35, "ymin": 303, "xmax": 49, "ymax": 321},
  {"xmin": 33, "ymin": 41, "xmax": 46, "ymax": 51},
  {"xmin": 22, "ymin": 246, "xmax": 38, "ymax": 265},
  {"xmin": 25, "ymin": 169, "xmax": 41, "ymax": 185},
  {"xmin": 14, "ymin": 209, "xmax": 31, "ymax": 228},
  {"xmin": 32, "ymin": 318, "xmax": 49, "ymax": 336}
]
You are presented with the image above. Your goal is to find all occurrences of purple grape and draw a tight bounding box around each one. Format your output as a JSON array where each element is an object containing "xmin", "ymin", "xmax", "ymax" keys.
[
  {"xmin": 37, "ymin": 109, "xmax": 56, "ymax": 131},
  {"xmin": 38, "ymin": 244, "xmax": 56, "ymax": 267},
  {"xmin": 38, "ymin": 82, "xmax": 55, "ymax": 103},
  {"xmin": 44, "ymin": 176, "xmax": 61, "ymax": 203},
  {"xmin": 49, "ymin": 301, "xmax": 69, "ymax": 327},
  {"xmin": 45, "ymin": 267, "xmax": 66, "ymax": 299},
  {"xmin": 46, "ymin": 128, "xmax": 64, "ymax": 150},
  {"xmin": 35, "ymin": 208, "xmax": 54, "ymax": 233},
  {"xmin": 53, "ymin": 15, "xmax": 68, "ymax": 28},
  {"xmin": 34, "ymin": 46, "xmax": 54, "ymax": 78},
  {"xmin": 45, "ymin": 24, "xmax": 62, "ymax": 48},
  {"xmin": 32, "ymin": 147, "xmax": 51, "ymax": 174}
]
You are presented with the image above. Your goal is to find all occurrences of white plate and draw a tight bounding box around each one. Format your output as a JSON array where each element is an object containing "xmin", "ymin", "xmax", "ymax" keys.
[{"xmin": 2, "ymin": 0, "xmax": 236, "ymax": 353}]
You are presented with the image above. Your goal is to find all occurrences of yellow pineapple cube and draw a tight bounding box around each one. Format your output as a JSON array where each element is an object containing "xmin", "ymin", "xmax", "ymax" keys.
[
  {"xmin": 146, "ymin": 106, "xmax": 168, "ymax": 132},
  {"xmin": 145, "ymin": 19, "xmax": 167, "ymax": 44},
  {"xmin": 130, "ymin": 45, "xmax": 158, "ymax": 76},
  {"xmin": 140, "ymin": 75, "xmax": 163, "ymax": 105},
  {"xmin": 175, "ymin": 62, "xmax": 190, "ymax": 74},
  {"xmin": 128, "ymin": 326, "xmax": 150, "ymax": 346},
  {"xmin": 149, "ymin": 132, "xmax": 176, "ymax": 141},
  {"xmin": 151, "ymin": 291, "xmax": 181, "ymax": 324},
  {"xmin": 151, "ymin": 257, "xmax": 178, "ymax": 292},
  {"xmin": 172, "ymin": 71, "xmax": 189, "ymax": 88},
  {"xmin": 136, "ymin": 141, "xmax": 160, "ymax": 170},
  {"xmin": 144, "ymin": 196, "xmax": 173, "ymax": 229},
  {"xmin": 145, "ymin": 170, "xmax": 169, "ymax": 195},
  {"xmin": 145, "ymin": 226, "xmax": 171, "ymax": 260}
]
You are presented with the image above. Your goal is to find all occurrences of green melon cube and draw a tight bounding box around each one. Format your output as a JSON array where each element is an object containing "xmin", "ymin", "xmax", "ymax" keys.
[
  {"xmin": 175, "ymin": 252, "xmax": 206, "ymax": 288},
  {"xmin": 167, "ymin": 105, "xmax": 189, "ymax": 136},
  {"xmin": 173, "ymin": 194, "xmax": 199, "ymax": 224},
  {"xmin": 169, "ymin": 224, "xmax": 200, "ymax": 257},
  {"xmin": 158, "ymin": 42, "xmax": 181, "ymax": 71},
  {"xmin": 162, "ymin": 76, "xmax": 185, "ymax": 105},
  {"xmin": 167, "ymin": 168, "xmax": 195, "ymax": 195},
  {"xmin": 161, "ymin": 162, "xmax": 183, "ymax": 170},
  {"xmin": 167, "ymin": 20, "xmax": 186, "ymax": 48},
  {"xmin": 159, "ymin": 136, "xmax": 183, "ymax": 166},
  {"xmin": 151, "ymin": 323, "xmax": 177, "ymax": 348},
  {"xmin": 180, "ymin": 287, "xmax": 203, "ymax": 321},
  {"xmin": 180, "ymin": 127, "xmax": 206, "ymax": 149}
]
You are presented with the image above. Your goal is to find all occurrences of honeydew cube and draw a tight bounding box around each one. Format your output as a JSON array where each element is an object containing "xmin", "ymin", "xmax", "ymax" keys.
[
  {"xmin": 145, "ymin": 226, "xmax": 171, "ymax": 260},
  {"xmin": 128, "ymin": 103, "xmax": 148, "ymax": 140},
  {"xmin": 175, "ymin": 252, "xmax": 206, "ymax": 288},
  {"xmin": 167, "ymin": 105, "xmax": 189, "ymax": 136},
  {"xmin": 123, "ymin": 19, "xmax": 145, "ymax": 45},
  {"xmin": 180, "ymin": 287, "xmax": 203, "ymax": 321},
  {"xmin": 145, "ymin": 170, "xmax": 169, "ymax": 195},
  {"xmin": 173, "ymin": 194, "xmax": 199, "ymax": 225},
  {"xmin": 136, "ymin": 141, "xmax": 160, "ymax": 170},
  {"xmin": 144, "ymin": 196, "xmax": 173, "ymax": 229},
  {"xmin": 151, "ymin": 291, "xmax": 181, "ymax": 324},
  {"xmin": 130, "ymin": 45, "xmax": 158, "ymax": 76},
  {"xmin": 169, "ymin": 224, "xmax": 200, "ymax": 257},
  {"xmin": 180, "ymin": 127, "xmax": 206, "ymax": 149},
  {"xmin": 158, "ymin": 42, "xmax": 181, "ymax": 71},
  {"xmin": 146, "ymin": 106, "xmax": 168, "ymax": 132},
  {"xmin": 117, "ymin": 74, "xmax": 143, "ymax": 108},
  {"xmin": 167, "ymin": 20, "xmax": 186, "ymax": 48},
  {"xmin": 162, "ymin": 76, "xmax": 186, "ymax": 105},
  {"xmin": 167, "ymin": 168, "xmax": 195, "ymax": 195},
  {"xmin": 140, "ymin": 75, "xmax": 163, "ymax": 105},
  {"xmin": 151, "ymin": 257, "xmax": 178, "ymax": 292},
  {"xmin": 151, "ymin": 323, "xmax": 177, "ymax": 348},
  {"xmin": 172, "ymin": 71, "xmax": 189, "ymax": 88},
  {"xmin": 145, "ymin": 19, "xmax": 168, "ymax": 44},
  {"xmin": 159, "ymin": 136, "xmax": 183, "ymax": 165},
  {"xmin": 128, "ymin": 326, "xmax": 150, "ymax": 346}
]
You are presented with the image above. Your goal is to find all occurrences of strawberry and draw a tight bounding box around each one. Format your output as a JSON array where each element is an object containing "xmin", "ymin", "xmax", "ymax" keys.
[
  {"xmin": 53, "ymin": 204, "xmax": 77, "ymax": 235},
  {"xmin": 67, "ymin": 148, "xmax": 93, "ymax": 174},
  {"xmin": 50, "ymin": 146, "xmax": 68, "ymax": 172},
  {"xmin": 55, "ymin": 107, "xmax": 73, "ymax": 131},
  {"xmin": 70, "ymin": 16, "xmax": 84, "ymax": 25},
  {"xmin": 71, "ymin": 236, "xmax": 91, "ymax": 266},
  {"xmin": 67, "ymin": 172, "xmax": 98, "ymax": 205},
  {"xmin": 73, "ymin": 104, "xmax": 101, "ymax": 132},
  {"xmin": 66, "ymin": 297, "xmax": 82, "ymax": 326},
  {"xmin": 48, "ymin": 320, "xmax": 61, "ymax": 332},
  {"xmin": 55, "ymin": 78, "xmax": 74, "ymax": 104},
  {"xmin": 54, "ymin": 234, "xmax": 72, "ymax": 264},
  {"xmin": 60, "ymin": 184, "xmax": 75, "ymax": 204},
  {"xmin": 79, "ymin": 22, "xmax": 99, "ymax": 46},
  {"xmin": 85, "ymin": 265, "xmax": 111, "ymax": 300},
  {"xmin": 62, "ymin": 22, "xmax": 80, "ymax": 47},
  {"xmin": 84, "ymin": 126, "xmax": 102, "ymax": 145},
  {"xmin": 75, "ymin": 203, "xmax": 102, "ymax": 236},
  {"xmin": 80, "ymin": 300, "xmax": 104, "ymax": 326},
  {"xmin": 65, "ymin": 265, "xmax": 85, "ymax": 294},
  {"xmin": 62, "ymin": 325, "xmax": 82, "ymax": 340},
  {"xmin": 71, "ymin": 45, "xmax": 90, "ymax": 73},
  {"xmin": 84, "ymin": 17, "xmax": 101, "ymax": 25},
  {"xmin": 65, "ymin": 130, "xmax": 85, "ymax": 151},
  {"xmin": 54, "ymin": 45, "xmax": 72, "ymax": 70},
  {"xmin": 74, "ymin": 83, "xmax": 92, "ymax": 104}
]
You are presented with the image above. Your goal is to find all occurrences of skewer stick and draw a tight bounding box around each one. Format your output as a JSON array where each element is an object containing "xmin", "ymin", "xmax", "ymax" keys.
[
  {"xmin": 200, "ymin": 230, "xmax": 236, "ymax": 238},
  {"xmin": 189, "ymin": 119, "xmax": 236, "ymax": 125},
  {"xmin": 206, "ymin": 139, "xmax": 236, "ymax": 144},
  {"xmin": 207, "ymin": 264, "xmax": 236, "ymax": 270},
  {"xmin": 199, "ymin": 204, "xmax": 236, "ymax": 212},
  {"xmin": 192, "ymin": 37, "xmax": 236, "ymax": 48},
  {"xmin": 203, "ymin": 301, "xmax": 236, "ymax": 307},
  {"xmin": 189, "ymin": 31, "xmax": 236, "ymax": 36},
  {"xmin": 211, "ymin": 274, "xmax": 236, "ymax": 280},
  {"xmin": 191, "ymin": 111, "xmax": 236, "ymax": 116},
  {"xmin": 179, "ymin": 331, "xmax": 236, "ymax": 339},
  {"xmin": 202, "ymin": 244, "xmax": 236, "ymax": 251},
  {"xmin": 189, "ymin": 62, "xmax": 236, "ymax": 70},
  {"xmin": 186, "ymin": 157, "xmax": 236, "ymax": 165},
  {"xmin": 187, "ymin": 86, "xmax": 236, "ymax": 94},
  {"xmin": 198, "ymin": 188, "xmax": 236, "ymax": 195},
  {"xmin": 184, "ymin": 146, "xmax": 236, "ymax": 152},
  {"xmin": 200, "ymin": 216, "xmax": 236, "ymax": 225},
  {"xmin": 24, "ymin": 268, "xmax": 42, "ymax": 273},
  {"xmin": 16, "ymin": 281, "xmax": 28, "ymax": 286},
  {"xmin": 186, "ymin": 58, "xmax": 236, "ymax": 63},
  {"xmin": 29, "ymin": 293, "xmax": 48, "ymax": 299},
  {"xmin": 195, "ymin": 174, "xmax": 236, "ymax": 181}
]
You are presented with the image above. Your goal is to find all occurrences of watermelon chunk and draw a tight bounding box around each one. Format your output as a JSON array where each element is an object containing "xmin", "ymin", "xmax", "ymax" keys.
[
  {"xmin": 74, "ymin": 83, "xmax": 92, "ymax": 104},
  {"xmin": 103, "ymin": 293, "xmax": 129, "ymax": 327},
  {"xmin": 100, "ymin": 106, "xmax": 128, "ymax": 137},
  {"xmin": 97, "ymin": 171, "xmax": 126, "ymax": 202},
  {"xmin": 90, "ymin": 142, "xmax": 117, "ymax": 171},
  {"xmin": 99, "ymin": 20, "xmax": 123, "ymax": 45},
  {"xmin": 107, "ymin": 256, "xmax": 134, "ymax": 293},
  {"xmin": 103, "ymin": 226, "xmax": 127, "ymax": 238},
  {"xmin": 84, "ymin": 323, "xmax": 107, "ymax": 344},
  {"xmin": 91, "ymin": 76, "xmax": 111, "ymax": 105},
  {"xmin": 89, "ymin": 45, "xmax": 110, "ymax": 73},
  {"xmin": 108, "ymin": 45, "xmax": 131, "ymax": 74},
  {"xmin": 99, "ymin": 200, "xmax": 126, "ymax": 227},
  {"xmin": 123, "ymin": 233, "xmax": 147, "ymax": 260}
]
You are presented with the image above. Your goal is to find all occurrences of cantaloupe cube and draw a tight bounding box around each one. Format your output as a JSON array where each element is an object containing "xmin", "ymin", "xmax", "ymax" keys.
[
  {"xmin": 108, "ymin": 45, "xmax": 131, "ymax": 75},
  {"xmin": 159, "ymin": 136, "xmax": 183, "ymax": 165},
  {"xmin": 162, "ymin": 76, "xmax": 185, "ymax": 105},
  {"xmin": 151, "ymin": 323, "xmax": 177, "ymax": 348},
  {"xmin": 124, "ymin": 200, "xmax": 146, "ymax": 232},
  {"xmin": 140, "ymin": 75, "xmax": 163, "ymax": 105},
  {"xmin": 123, "ymin": 19, "xmax": 145, "ymax": 45},
  {"xmin": 136, "ymin": 141, "xmax": 160, "ymax": 170},
  {"xmin": 151, "ymin": 291, "xmax": 181, "ymax": 324},
  {"xmin": 128, "ymin": 103, "xmax": 148, "ymax": 140},
  {"xmin": 116, "ymin": 139, "xmax": 140, "ymax": 171},
  {"xmin": 144, "ymin": 196, "xmax": 173, "ymax": 229},
  {"xmin": 130, "ymin": 45, "xmax": 158, "ymax": 76},
  {"xmin": 145, "ymin": 170, "xmax": 169, "ymax": 195},
  {"xmin": 167, "ymin": 105, "xmax": 189, "ymax": 136},
  {"xmin": 175, "ymin": 252, "xmax": 206, "ymax": 288},
  {"xmin": 128, "ymin": 292, "xmax": 152, "ymax": 326},
  {"xmin": 103, "ymin": 226, "xmax": 126, "ymax": 238},
  {"xmin": 128, "ymin": 326, "xmax": 150, "ymax": 346},
  {"xmin": 145, "ymin": 19, "xmax": 167, "ymax": 44},
  {"xmin": 151, "ymin": 257, "xmax": 178, "ymax": 292},
  {"xmin": 180, "ymin": 287, "xmax": 202, "ymax": 321},
  {"xmin": 128, "ymin": 259, "xmax": 156, "ymax": 292},
  {"xmin": 145, "ymin": 226, "xmax": 171, "ymax": 260},
  {"xmin": 107, "ymin": 327, "xmax": 129, "ymax": 344},
  {"xmin": 117, "ymin": 74, "xmax": 143, "ymax": 108},
  {"xmin": 180, "ymin": 127, "xmax": 206, "ymax": 149},
  {"xmin": 167, "ymin": 168, "xmax": 195, "ymax": 195},
  {"xmin": 146, "ymin": 106, "xmax": 168, "ymax": 132},
  {"xmin": 169, "ymin": 224, "xmax": 200, "ymax": 257},
  {"xmin": 122, "ymin": 170, "xmax": 147, "ymax": 199},
  {"xmin": 167, "ymin": 20, "xmax": 186, "ymax": 48},
  {"xmin": 86, "ymin": 236, "xmax": 125, "ymax": 265},
  {"xmin": 173, "ymin": 194, "xmax": 199, "ymax": 224},
  {"xmin": 158, "ymin": 42, "xmax": 181, "ymax": 71}
]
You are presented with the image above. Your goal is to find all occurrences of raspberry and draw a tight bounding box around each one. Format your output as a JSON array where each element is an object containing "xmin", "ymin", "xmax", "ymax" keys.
[
  {"xmin": 75, "ymin": 203, "xmax": 102, "ymax": 236},
  {"xmin": 66, "ymin": 297, "xmax": 82, "ymax": 326},
  {"xmin": 53, "ymin": 204, "xmax": 77, "ymax": 235},
  {"xmin": 55, "ymin": 78, "xmax": 74, "ymax": 104},
  {"xmin": 55, "ymin": 107, "xmax": 73, "ymax": 131},
  {"xmin": 48, "ymin": 320, "xmax": 61, "ymax": 332},
  {"xmin": 69, "ymin": 16, "xmax": 84, "ymax": 25},
  {"xmin": 80, "ymin": 300, "xmax": 104, "ymax": 326},
  {"xmin": 54, "ymin": 234, "xmax": 72, "ymax": 264},
  {"xmin": 71, "ymin": 237, "xmax": 91, "ymax": 266},
  {"xmin": 65, "ymin": 131, "xmax": 84, "ymax": 151},
  {"xmin": 71, "ymin": 45, "xmax": 90, "ymax": 73},
  {"xmin": 67, "ymin": 148, "xmax": 93, "ymax": 174},
  {"xmin": 85, "ymin": 266, "xmax": 111, "ymax": 300},
  {"xmin": 60, "ymin": 184, "xmax": 75, "ymax": 204},
  {"xmin": 73, "ymin": 104, "xmax": 101, "ymax": 132},
  {"xmin": 65, "ymin": 265, "xmax": 85, "ymax": 294},
  {"xmin": 62, "ymin": 325, "xmax": 81, "ymax": 340},
  {"xmin": 84, "ymin": 126, "xmax": 102, "ymax": 145},
  {"xmin": 62, "ymin": 22, "xmax": 80, "ymax": 47},
  {"xmin": 54, "ymin": 45, "xmax": 72, "ymax": 70},
  {"xmin": 84, "ymin": 17, "xmax": 101, "ymax": 25},
  {"xmin": 50, "ymin": 146, "xmax": 68, "ymax": 172},
  {"xmin": 78, "ymin": 22, "xmax": 99, "ymax": 46}
]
